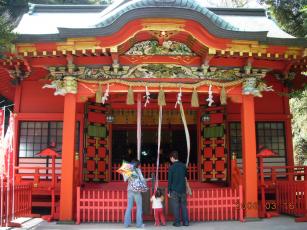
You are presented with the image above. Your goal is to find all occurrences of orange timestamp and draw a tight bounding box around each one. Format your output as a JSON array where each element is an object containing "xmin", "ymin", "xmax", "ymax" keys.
[{"xmin": 235, "ymin": 201, "xmax": 295, "ymax": 210}]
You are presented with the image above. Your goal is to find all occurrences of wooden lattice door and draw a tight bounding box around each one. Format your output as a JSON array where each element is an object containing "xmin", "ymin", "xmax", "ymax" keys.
[
  {"xmin": 83, "ymin": 102, "xmax": 110, "ymax": 182},
  {"xmin": 200, "ymin": 106, "xmax": 227, "ymax": 181}
]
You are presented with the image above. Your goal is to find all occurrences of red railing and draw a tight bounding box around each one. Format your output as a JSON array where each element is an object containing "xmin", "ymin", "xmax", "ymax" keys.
[
  {"xmin": 230, "ymin": 154, "xmax": 244, "ymax": 222},
  {"xmin": 188, "ymin": 188, "xmax": 242, "ymax": 221},
  {"xmin": 259, "ymin": 165, "xmax": 307, "ymax": 220},
  {"xmin": 231, "ymin": 157, "xmax": 243, "ymax": 190},
  {"xmin": 76, "ymin": 187, "xmax": 128, "ymax": 224},
  {"xmin": 259, "ymin": 166, "xmax": 307, "ymax": 185},
  {"xmin": 15, "ymin": 166, "xmax": 61, "ymax": 188},
  {"xmin": 276, "ymin": 181, "xmax": 305, "ymax": 217},
  {"xmin": 15, "ymin": 166, "xmax": 61, "ymax": 180},
  {"xmin": 112, "ymin": 163, "xmax": 198, "ymax": 181},
  {"xmin": 0, "ymin": 183, "xmax": 32, "ymax": 226}
]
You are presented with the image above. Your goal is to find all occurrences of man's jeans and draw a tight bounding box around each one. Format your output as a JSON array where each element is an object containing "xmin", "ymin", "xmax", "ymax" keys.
[
  {"xmin": 170, "ymin": 191, "xmax": 189, "ymax": 225},
  {"xmin": 124, "ymin": 191, "xmax": 143, "ymax": 227}
]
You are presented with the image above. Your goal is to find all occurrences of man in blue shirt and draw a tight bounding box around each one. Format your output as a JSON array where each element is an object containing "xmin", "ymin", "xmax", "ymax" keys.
[{"xmin": 168, "ymin": 151, "xmax": 189, "ymax": 227}]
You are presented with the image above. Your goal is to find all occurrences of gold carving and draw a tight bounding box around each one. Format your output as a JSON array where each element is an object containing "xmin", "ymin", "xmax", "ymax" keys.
[{"xmin": 64, "ymin": 76, "xmax": 78, "ymax": 94}]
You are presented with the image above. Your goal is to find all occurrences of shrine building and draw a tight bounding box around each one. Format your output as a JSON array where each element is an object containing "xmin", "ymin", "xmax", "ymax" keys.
[{"xmin": 0, "ymin": 0, "xmax": 307, "ymax": 224}]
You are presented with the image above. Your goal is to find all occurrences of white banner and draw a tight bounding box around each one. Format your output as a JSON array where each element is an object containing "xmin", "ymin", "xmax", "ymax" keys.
[
  {"xmin": 0, "ymin": 109, "xmax": 4, "ymax": 225},
  {"xmin": 179, "ymin": 104, "xmax": 191, "ymax": 167},
  {"xmin": 155, "ymin": 106, "xmax": 163, "ymax": 191},
  {"xmin": 137, "ymin": 94, "xmax": 142, "ymax": 161}
]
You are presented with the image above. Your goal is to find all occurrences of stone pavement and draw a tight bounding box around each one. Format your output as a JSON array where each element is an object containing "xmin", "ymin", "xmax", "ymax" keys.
[{"xmin": 3, "ymin": 216, "xmax": 307, "ymax": 230}]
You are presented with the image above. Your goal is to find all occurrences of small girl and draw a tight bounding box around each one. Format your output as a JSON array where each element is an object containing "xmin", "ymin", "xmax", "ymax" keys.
[{"xmin": 150, "ymin": 188, "xmax": 166, "ymax": 226}]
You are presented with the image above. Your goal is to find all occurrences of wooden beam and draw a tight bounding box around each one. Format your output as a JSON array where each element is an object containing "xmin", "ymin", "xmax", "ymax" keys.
[{"xmin": 25, "ymin": 54, "xmax": 289, "ymax": 71}]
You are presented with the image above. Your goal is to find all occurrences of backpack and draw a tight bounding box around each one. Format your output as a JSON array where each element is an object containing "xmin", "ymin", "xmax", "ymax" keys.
[{"xmin": 129, "ymin": 170, "xmax": 148, "ymax": 193}]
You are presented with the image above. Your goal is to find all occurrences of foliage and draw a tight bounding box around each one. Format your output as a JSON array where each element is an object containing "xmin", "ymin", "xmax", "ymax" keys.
[
  {"xmin": 204, "ymin": 0, "xmax": 250, "ymax": 7},
  {"xmin": 287, "ymin": 84, "xmax": 307, "ymax": 99},
  {"xmin": 259, "ymin": 1, "xmax": 307, "ymax": 164},
  {"xmin": 290, "ymin": 88, "xmax": 307, "ymax": 165},
  {"xmin": 0, "ymin": 16, "xmax": 15, "ymax": 54},
  {"xmin": 259, "ymin": 0, "xmax": 307, "ymax": 37}
]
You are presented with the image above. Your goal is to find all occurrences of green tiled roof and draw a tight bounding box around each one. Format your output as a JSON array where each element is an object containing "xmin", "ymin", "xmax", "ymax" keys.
[
  {"xmin": 14, "ymin": 0, "xmax": 307, "ymax": 46},
  {"xmin": 95, "ymin": 0, "xmax": 239, "ymax": 31}
]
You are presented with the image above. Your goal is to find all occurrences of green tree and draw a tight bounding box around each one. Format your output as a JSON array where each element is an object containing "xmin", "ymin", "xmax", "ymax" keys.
[
  {"xmin": 0, "ymin": 16, "xmax": 15, "ymax": 54},
  {"xmin": 259, "ymin": 0, "xmax": 307, "ymax": 37},
  {"xmin": 260, "ymin": 1, "xmax": 307, "ymax": 164},
  {"xmin": 290, "ymin": 89, "xmax": 307, "ymax": 165}
]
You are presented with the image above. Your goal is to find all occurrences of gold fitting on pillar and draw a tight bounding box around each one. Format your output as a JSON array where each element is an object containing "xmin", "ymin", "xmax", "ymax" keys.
[
  {"xmin": 75, "ymin": 152, "xmax": 79, "ymax": 160},
  {"xmin": 232, "ymin": 152, "xmax": 237, "ymax": 160},
  {"xmin": 64, "ymin": 76, "xmax": 78, "ymax": 94}
]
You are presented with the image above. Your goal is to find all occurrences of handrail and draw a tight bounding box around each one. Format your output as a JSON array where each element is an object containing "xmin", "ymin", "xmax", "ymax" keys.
[
  {"xmin": 0, "ymin": 183, "xmax": 32, "ymax": 226},
  {"xmin": 257, "ymin": 165, "xmax": 307, "ymax": 184},
  {"xmin": 231, "ymin": 153, "xmax": 243, "ymax": 189},
  {"xmin": 15, "ymin": 166, "xmax": 61, "ymax": 170},
  {"xmin": 15, "ymin": 166, "xmax": 62, "ymax": 185},
  {"xmin": 112, "ymin": 163, "xmax": 198, "ymax": 181},
  {"xmin": 231, "ymin": 153, "xmax": 244, "ymax": 221},
  {"xmin": 261, "ymin": 165, "xmax": 307, "ymax": 169}
]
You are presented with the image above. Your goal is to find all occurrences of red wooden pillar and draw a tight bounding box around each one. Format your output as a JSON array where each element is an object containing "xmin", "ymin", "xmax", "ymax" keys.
[
  {"xmin": 59, "ymin": 93, "xmax": 77, "ymax": 222},
  {"xmin": 241, "ymin": 95, "xmax": 259, "ymax": 219}
]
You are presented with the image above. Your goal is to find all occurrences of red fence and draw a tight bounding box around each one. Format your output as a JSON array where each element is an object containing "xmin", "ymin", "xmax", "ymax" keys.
[
  {"xmin": 0, "ymin": 183, "xmax": 32, "ymax": 226},
  {"xmin": 230, "ymin": 155, "xmax": 244, "ymax": 222},
  {"xmin": 76, "ymin": 187, "xmax": 127, "ymax": 224},
  {"xmin": 188, "ymin": 188, "xmax": 242, "ymax": 221},
  {"xmin": 259, "ymin": 165, "xmax": 307, "ymax": 220},
  {"xmin": 76, "ymin": 185, "xmax": 243, "ymax": 223},
  {"xmin": 276, "ymin": 181, "xmax": 305, "ymax": 217},
  {"xmin": 112, "ymin": 163, "xmax": 198, "ymax": 181}
]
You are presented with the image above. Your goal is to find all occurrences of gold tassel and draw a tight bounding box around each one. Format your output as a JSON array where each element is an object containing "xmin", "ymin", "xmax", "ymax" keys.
[
  {"xmin": 158, "ymin": 88, "xmax": 166, "ymax": 106},
  {"xmin": 126, "ymin": 86, "xmax": 134, "ymax": 105},
  {"xmin": 96, "ymin": 83, "xmax": 102, "ymax": 103},
  {"xmin": 191, "ymin": 88, "xmax": 199, "ymax": 107},
  {"xmin": 220, "ymin": 86, "xmax": 227, "ymax": 105}
]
